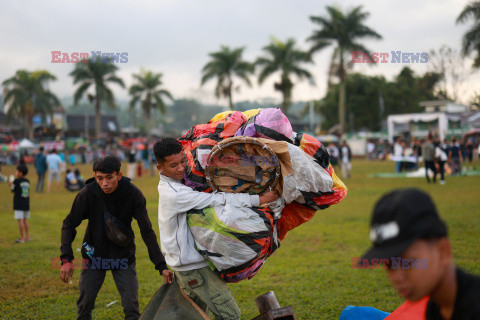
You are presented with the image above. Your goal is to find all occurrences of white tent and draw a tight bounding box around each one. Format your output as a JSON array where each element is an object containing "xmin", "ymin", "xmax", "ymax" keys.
[
  {"xmin": 387, "ymin": 113, "xmax": 448, "ymax": 143},
  {"xmin": 18, "ymin": 138, "xmax": 36, "ymax": 149}
]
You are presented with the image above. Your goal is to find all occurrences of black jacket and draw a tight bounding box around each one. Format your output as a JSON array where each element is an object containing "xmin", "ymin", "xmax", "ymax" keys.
[
  {"xmin": 426, "ymin": 268, "xmax": 480, "ymax": 319},
  {"xmin": 60, "ymin": 176, "xmax": 167, "ymax": 273}
]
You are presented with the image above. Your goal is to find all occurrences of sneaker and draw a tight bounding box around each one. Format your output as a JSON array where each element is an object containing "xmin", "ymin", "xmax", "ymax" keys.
[
  {"xmin": 440, "ymin": 180, "xmax": 446, "ymax": 185},
  {"xmin": 15, "ymin": 238, "xmax": 25, "ymax": 244}
]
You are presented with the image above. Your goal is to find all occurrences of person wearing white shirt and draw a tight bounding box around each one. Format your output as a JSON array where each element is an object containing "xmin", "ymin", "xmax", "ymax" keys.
[
  {"xmin": 153, "ymin": 138, "xmax": 279, "ymax": 320},
  {"xmin": 393, "ymin": 137, "xmax": 404, "ymax": 173},
  {"xmin": 46, "ymin": 148, "xmax": 63, "ymax": 193}
]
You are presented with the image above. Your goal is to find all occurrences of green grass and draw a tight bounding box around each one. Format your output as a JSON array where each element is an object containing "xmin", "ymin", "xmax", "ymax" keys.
[{"xmin": 0, "ymin": 159, "xmax": 479, "ymax": 319}]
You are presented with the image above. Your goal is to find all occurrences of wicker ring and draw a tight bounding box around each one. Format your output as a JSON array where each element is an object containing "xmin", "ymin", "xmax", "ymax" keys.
[{"xmin": 205, "ymin": 137, "xmax": 280, "ymax": 195}]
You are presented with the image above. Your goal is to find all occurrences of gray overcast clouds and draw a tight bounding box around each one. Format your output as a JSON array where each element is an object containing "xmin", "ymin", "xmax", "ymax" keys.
[{"xmin": 0, "ymin": 0, "xmax": 478, "ymax": 106}]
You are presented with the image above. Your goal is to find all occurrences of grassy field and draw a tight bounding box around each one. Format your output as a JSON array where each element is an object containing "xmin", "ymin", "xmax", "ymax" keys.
[{"xmin": 0, "ymin": 159, "xmax": 479, "ymax": 319}]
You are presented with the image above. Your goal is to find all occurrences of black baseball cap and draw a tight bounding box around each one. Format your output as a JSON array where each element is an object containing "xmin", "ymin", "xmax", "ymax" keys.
[{"xmin": 361, "ymin": 188, "xmax": 448, "ymax": 261}]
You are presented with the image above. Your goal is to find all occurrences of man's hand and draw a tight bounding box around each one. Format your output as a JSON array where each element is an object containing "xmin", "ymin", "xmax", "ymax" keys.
[
  {"xmin": 259, "ymin": 190, "xmax": 280, "ymax": 205},
  {"xmin": 60, "ymin": 262, "xmax": 74, "ymax": 283},
  {"xmin": 161, "ymin": 269, "xmax": 174, "ymax": 284}
]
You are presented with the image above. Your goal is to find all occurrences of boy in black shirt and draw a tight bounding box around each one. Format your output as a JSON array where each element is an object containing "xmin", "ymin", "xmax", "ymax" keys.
[
  {"xmin": 9, "ymin": 164, "xmax": 31, "ymax": 243},
  {"xmin": 362, "ymin": 188, "xmax": 480, "ymax": 320},
  {"xmin": 60, "ymin": 156, "xmax": 171, "ymax": 320}
]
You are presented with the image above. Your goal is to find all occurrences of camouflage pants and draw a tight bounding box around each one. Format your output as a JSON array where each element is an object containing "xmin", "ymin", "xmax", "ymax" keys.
[{"xmin": 176, "ymin": 267, "xmax": 241, "ymax": 320}]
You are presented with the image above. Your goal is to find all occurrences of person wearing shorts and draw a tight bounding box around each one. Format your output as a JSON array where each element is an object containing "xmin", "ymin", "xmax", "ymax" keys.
[
  {"xmin": 10, "ymin": 165, "xmax": 32, "ymax": 243},
  {"xmin": 47, "ymin": 148, "xmax": 63, "ymax": 192}
]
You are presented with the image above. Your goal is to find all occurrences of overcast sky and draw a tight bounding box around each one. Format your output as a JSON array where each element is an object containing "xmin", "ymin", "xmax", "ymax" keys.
[{"xmin": 1, "ymin": 0, "xmax": 478, "ymax": 107}]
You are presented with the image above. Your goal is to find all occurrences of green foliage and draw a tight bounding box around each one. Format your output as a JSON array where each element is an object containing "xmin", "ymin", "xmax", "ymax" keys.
[
  {"xmin": 201, "ymin": 46, "xmax": 255, "ymax": 109},
  {"xmin": 129, "ymin": 70, "xmax": 173, "ymax": 118},
  {"xmin": 70, "ymin": 59, "xmax": 125, "ymax": 138},
  {"xmin": 256, "ymin": 37, "xmax": 312, "ymax": 113},
  {"xmin": 321, "ymin": 68, "xmax": 442, "ymax": 132},
  {"xmin": 456, "ymin": 1, "xmax": 480, "ymax": 67},
  {"xmin": 2, "ymin": 70, "xmax": 59, "ymax": 139},
  {"xmin": 129, "ymin": 69, "xmax": 173, "ymax": 143},
  {"xmin": 307, "ymin": 5, "xmax": 382, "ymax": 135},
  {"xmin": 0, "ymin": 160, "xmax": 479, "ymax": 319}
]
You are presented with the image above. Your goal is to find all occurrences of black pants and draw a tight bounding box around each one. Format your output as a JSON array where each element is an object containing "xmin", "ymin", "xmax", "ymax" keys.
[
  {"xmin": 438, "ymin": 161, "xmax": 445, "ymax": 181},
  {"xmin": 425, "ymin": 160, "xmax": 436, "ymax": 183},
  {"xmin": 36, "ymin": 172, "xmax": 45, "ymax": 192},
  {"xmin": 77, "ymin": 262, "xmax": 139, "ymax": 320}
]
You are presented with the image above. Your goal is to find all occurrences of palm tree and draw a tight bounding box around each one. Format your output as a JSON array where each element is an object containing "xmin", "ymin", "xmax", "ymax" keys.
[
  {"xmin": 456, "ymin": 1, "xmax": 480, "ymax": 67},
  {"xmin": 2, "ymin": 70, "xmax": 59, "ymax": 139},
  {"xmin": 70, "ymin": 59, "xmax": 125, "ymax": 138},
  {"xmin": 201, "ymin": 46, "xmax": 254, "ymax": 109},
  {"xmin": 129, "ymin": 69, "xmax": 173, "ymax": 170},
  {"xmin": 307, "ymin": 5, "xmax": 382, "ymax": 137},
  {"xmin": 256, "ymin": 37, "xmax": 313, "ymax": 113}
]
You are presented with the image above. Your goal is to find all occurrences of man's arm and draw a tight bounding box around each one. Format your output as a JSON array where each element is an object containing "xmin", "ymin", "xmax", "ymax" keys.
[
  {"xmin": 9, "ymin": 179, "xmax": 16, "ymax": 192},
  {"xmin": 174, "ymin": 185, "xmax": 279, "ymax": 213},
  {"xmin": 132, "ymin": 189, "xmax": 170, "ymax": 283},
  {"xmin": 60, "ymin": 191, "xmax": 88, "ymax": 283}
]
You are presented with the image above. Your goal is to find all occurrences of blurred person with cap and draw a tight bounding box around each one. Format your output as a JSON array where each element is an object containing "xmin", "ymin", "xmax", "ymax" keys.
[{"xmin": 362, "ymin": 188, "xmax": 480, "ymax": 320}]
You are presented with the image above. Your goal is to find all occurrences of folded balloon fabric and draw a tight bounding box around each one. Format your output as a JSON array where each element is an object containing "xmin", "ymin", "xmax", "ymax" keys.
[
  {"xmin": 338, "ymin": 296, "xmax": 429, "ymax": 320},
  {"xmin": 178, "ymin": 108, "xmax": 347, "ymax": 282}
]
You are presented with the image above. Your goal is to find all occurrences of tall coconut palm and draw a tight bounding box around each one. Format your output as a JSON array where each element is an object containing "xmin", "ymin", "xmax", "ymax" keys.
[
  {"xmin": 129, "ymin": 69, "xmax": 173, "ymax": 170},
  {"xmin": 2, "ymin": 70, "xmax": 59, "ymax": 139},
  {"xmin": 256, "ymin": 37, "xmax": 313, "ymax": 113},
  {"xmin": 201, "ymin": 46, "xmax": 254, "ymax": 109},
  {"xmin": 307, "ymin": 5, "xmax": 382, "ymax": 137},
  {"xmin": 456, "ymin": 1, "xmax": 480, "ymax": 67},
  {"xmin": 70, "ymin": 59, "xmax": 125, "ymax": 138}
]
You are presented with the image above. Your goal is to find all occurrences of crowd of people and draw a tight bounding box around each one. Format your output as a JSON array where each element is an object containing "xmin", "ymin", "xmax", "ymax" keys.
[
  {"xmin": 0, "ymin": 144, "xmax": 156, "ymax": 191},
  {"xmin": 365, "ymin": 136, "xmax": 479, "ymax": 167},
  {"xmin": 390, "ymin": 135, "xmax": 479, "ymax": 183}
]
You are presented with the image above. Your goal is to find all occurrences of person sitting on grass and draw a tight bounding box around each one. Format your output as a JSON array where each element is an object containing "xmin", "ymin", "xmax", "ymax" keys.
[
  {"xmin": 153, "ymin": 138, "xmax": 279, "ymax": 320},
  {"xmin": 75, "ymin": 168, "xmax": 85, "ymax": 188},
  {"xmin": 362, "ymin": 188, "xmax": 480, "ymax": 320},
  {"xmin": 9, "ymin": 164, "xmax": 32, "ymax": 243},
  {"xmin": 64, "ymin": 169, "xmax": 81, "ymax": 192}
]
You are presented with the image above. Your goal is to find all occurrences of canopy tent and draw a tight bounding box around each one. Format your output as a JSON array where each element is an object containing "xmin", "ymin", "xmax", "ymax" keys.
[
  {"xmin": 387, "ymin": 113, "xmax": 448, "ymax": 143},
  {"xmin": 18, "ymin": 138, "xmax": 36, "ymax": 149}
]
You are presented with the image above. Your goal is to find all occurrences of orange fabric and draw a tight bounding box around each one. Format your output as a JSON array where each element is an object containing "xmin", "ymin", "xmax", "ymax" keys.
[
  {"xmin": 385, "ymin": 296, "xmax": 428, "ymax": 320},
  {"xmin": 298, "ymin": 133, "xmax": 322, "ymax": 157},
  {"xmin": 277, "ymin": 202, "xmax": 316, "ymax": 241}
]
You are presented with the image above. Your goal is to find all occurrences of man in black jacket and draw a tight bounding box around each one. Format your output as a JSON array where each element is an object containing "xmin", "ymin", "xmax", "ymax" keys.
[
  {"xmin": 60, "ymin": 156, "xmax": 173, "ymax": 320},
  {"xmin": 362, "ymin": 189, "xmax": 480, "ymax": 320}
]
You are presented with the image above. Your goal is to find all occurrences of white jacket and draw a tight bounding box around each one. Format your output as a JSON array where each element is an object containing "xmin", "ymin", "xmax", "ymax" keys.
[{"xmin": 157, "ymin": 174, "xmax": 260, "ymax": 271}]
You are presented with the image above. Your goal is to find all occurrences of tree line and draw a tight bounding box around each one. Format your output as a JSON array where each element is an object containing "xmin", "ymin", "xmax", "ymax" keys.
[{"xmin": 2, "ymin": 2, "xmax": 480, "ymax": 139}]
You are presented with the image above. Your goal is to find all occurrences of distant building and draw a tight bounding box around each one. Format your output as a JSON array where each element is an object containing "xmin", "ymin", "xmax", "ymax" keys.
[
  {"xmin": 65, "ymin": 114, "xmax": 120, "ymax": 138},
  {"xmin": 0, "ymin": 111, "xmax": 22, "ymax": 134}
]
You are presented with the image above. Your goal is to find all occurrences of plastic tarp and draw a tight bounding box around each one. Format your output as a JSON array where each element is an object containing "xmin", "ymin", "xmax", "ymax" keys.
[
  {"xmin": 339, "ymin": 296, "xmax": 428, "ymax": 320},
  {"xmin": 339, "ymin": 306, "xmax": 390, "ymax": 320},
  {"xmin": 178, "ymin": 109, "xmax": 347, "ymax": 282},
  {"xmin": 187, "ymin": 205, "xmax": 278, "ymax": 283},
  {"xmin": 139, "ymin": 281, "xmax": 209, "ymax": 320},
  {"xmin": 234, "ymin": 108, "xmax": 293, "ymax": 142}
]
